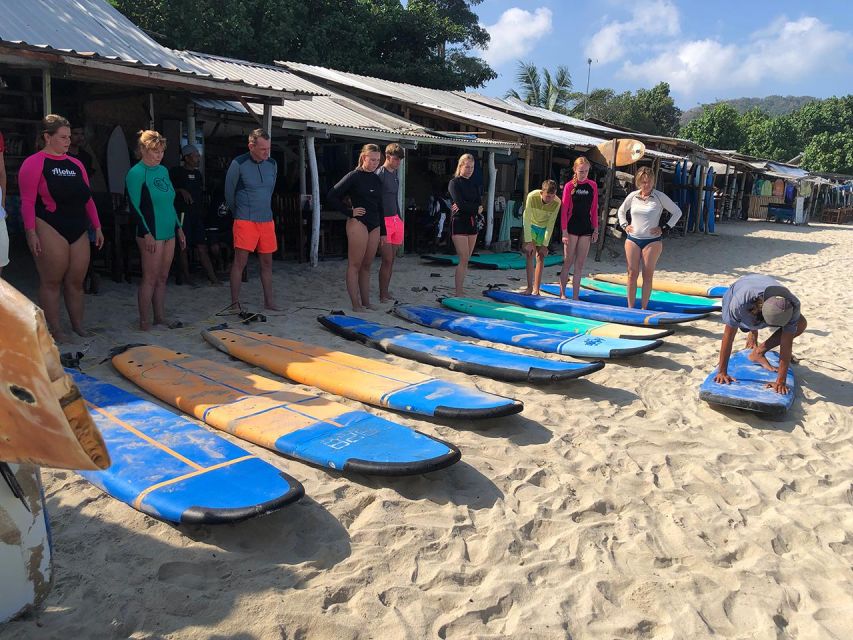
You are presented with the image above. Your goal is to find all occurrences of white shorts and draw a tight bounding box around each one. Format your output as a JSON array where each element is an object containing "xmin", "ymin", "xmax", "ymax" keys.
[{"xmin": 0, "ymin": 219, "xmax": 9, "ymax": 268}]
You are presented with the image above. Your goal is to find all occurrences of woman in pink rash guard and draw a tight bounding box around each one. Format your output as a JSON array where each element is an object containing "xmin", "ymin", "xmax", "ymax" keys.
[{"xmin": 18, "ymin": 114, "xmax": 104, "ymax": 341}]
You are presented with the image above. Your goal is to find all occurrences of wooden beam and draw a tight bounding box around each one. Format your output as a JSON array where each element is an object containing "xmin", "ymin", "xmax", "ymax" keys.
[{"xmin": 41, "ymin": 68, "xmax": 51, "ymax": 115}]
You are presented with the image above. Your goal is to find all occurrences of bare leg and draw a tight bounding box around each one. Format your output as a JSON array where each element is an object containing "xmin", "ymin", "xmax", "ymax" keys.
[
  {"xmin": 195, "ymin": 245, "xmax": 218, "ymax": 284},
  {"xmin": 533, "ymin": 246, "xmax": 548, "ymax": 295},
  {"xmin": 559, "ymin": 235, "xmax": 579, "ymax": 298},
  {"xmin": 32, "ymin": 220, "xmax": 71, "ymax": 342},
  {"xmin": 152, "ymin": 239, "xmax": 175, "ymax": 325},
  {"xmin": 345, "ymin": 218, "xmax": 368, "ymax": 310},
  {"xmin": 639, "ymin": 241, "xmax": 663, "ymax": 310},
  {"xmin": 65, "ymin": 233, "xmax": 92, "ymax": 336},
  {"xmin": 258, "ymin": 252, "xmax": 278, "ymax": 310},
  {"xmin": 176, "ymin": 242, "xmax": 191, "ymax": 284},
  {"xmin": 749, "ymin": 316, "xmax": 808, "ymax": 370},
  {"xmin": 378, "ymin": 240, "xmax": 397, "ymax": 302},
  {"xmin": 230, "ymin": 248, "xmax": 250, "ymax": 306},
  {"xmin": 624, "ymin": 238, "xmax": 642, "ymax": 308},
  {"xmin": 571, "ymin": 235, "xmax": 592, "ymax": 300},
  {"xmin": 522, "ymin": 242, "xmax": 535, "ymax": 294},
  {"xmin": 359, "ymin": 228, "xmax": 381, "ymax": 309},
  {"xmin": 136, "ymin": 237, "xmax": 162, "ymax": 330},
  {"xmin": 452, "ymin": 234, "xmax": 477, "ymax": 297}
]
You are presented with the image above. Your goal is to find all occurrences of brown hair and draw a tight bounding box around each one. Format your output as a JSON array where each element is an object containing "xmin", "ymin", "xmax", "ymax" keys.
[
  {"xmin": 37, "ymin": 114, "xmax": 71, "ymax": 150},
  {"xmin": 541, "ymin": 179, "xmax": 558, "ymax": 195},
  {"xmin": 249, "ymin": 129, "xmax": 270, "ymax": 144},
  {"xmin": 454, "ymin": 153, "xmax": 475, "ymax": 178},
  {"xmin": 356, "ymin": 143, "xmax": 381, "ymax": 170},
  {"xmin": 634, "ymin": 166, "xmax": 655, "ymax": 188},
  {"xmin": 385, "ymin": 143, "xmax": 405, "ymax": 159},
  {"xmin": 136, "ymin": 130, "xmax": 166, "ymax": 158}
]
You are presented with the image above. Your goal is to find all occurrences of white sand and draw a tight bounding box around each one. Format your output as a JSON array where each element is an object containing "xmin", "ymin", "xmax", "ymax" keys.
[{"xmin": 2, "ymin": 220, "xmax": 852, "ymax": 639}]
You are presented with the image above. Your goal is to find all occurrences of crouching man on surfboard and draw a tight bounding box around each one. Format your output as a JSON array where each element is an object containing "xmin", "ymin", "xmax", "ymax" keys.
[{"xmin": 715, "ymin": 274, "xmax": 807, "ymax": 394}]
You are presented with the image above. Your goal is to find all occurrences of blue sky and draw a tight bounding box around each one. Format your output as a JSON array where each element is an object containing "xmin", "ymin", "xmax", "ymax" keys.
[{"xmin": 472, "ymin": 0, "xmax": 853, "ymax": 109}]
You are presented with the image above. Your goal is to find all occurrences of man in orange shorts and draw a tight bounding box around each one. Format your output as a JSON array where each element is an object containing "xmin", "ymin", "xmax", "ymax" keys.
[{"xmin": 224, "ymin": 129, "xmax": 279, "ymax": 310}]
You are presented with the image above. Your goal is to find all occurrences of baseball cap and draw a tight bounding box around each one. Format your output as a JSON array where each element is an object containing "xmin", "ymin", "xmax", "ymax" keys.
[
  {"xmin": 761, "ymin": 285, "xmax": 795, "ymax": 327},
  {"xmin": 181, "ymin": 144, "xmax": 199, "ymax": 156}
]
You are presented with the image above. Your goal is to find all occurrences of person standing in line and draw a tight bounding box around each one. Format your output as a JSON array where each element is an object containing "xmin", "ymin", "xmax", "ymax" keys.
[
  {"xmin": 327, "ymin": 144, "xmax": 383, "ymax": 311},
  {"xmin": 68, "ymin": 124, "xmax": 101, "ymax": 294},
  {"xmin": 375, "ymin": 143, "xmax": 405, "ymax": 303},
  {"xmin": 521, "ymin": 179, "xmax": 561, "ymax": 295},
  {"xmin": 0, "ymin": 129, "xmax": 7, "ymax": 277},
  {"xmin": 18, "ymin": 115, "xmax": 104, "ymax": 341},
  {"xmin": 616, "ymin": 166, "xmax": 682, "ymax": 309},
  {"xmin": 126, "ymin": 130, "xmax": 186, "ymax": 330},
  {"xmin": 171, "ymin": 144, "xmax": 219, "ymax": 286},
  {"xmin": 558, "ymin": 157, "xmax": 599, "ymax": 299},
  {"xmin": 224, "ymin": 129, "xmax": 279, "ymax": 311},
  {"xmin": 715, "ymin": 274, "xmax": 807, "ymax": 394},
  {"xmin": 448, "ymin": 153, "xmax": 482, "ymax": 297}
]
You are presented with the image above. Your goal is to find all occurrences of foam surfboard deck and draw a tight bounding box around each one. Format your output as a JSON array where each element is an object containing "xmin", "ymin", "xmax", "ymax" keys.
[
  {"xmin": 69, "ymin": 370, "xmax": 304, "ymax": 524},
  {"xmin": 441, "ymin": 297, "xmax": 672, "ymax": 341},
  {"xmin": 484, "ymin": 288, "xmax": 708, "ymax": 326},
  {"xmin": 581, "ymin": 278, "xmax": 722, "ymax": 309},
  {"xmin": 705, "ymin": 167, "xmax": 716, "ymax": 233},
  {"xmin": 201, "ymin": 325, "xmax": 522, "ymax": 419},
  {"xmin": 586, "ymin": 138, "xmax": 645, "ymax": 167},
  {"xmin": 318, "ymin": 314, "xmax": 604, "ymax": 384},
  {"xmin": 422, "ymin": 252, "xmax": 563, "ymax": 270},
  {"xmin": 591, "ymin": 273, "xmax": 728, "ymax": 298},
  {"xmin": 0, "ymin": 464, "xmax": 51, "ymax": 623},
  {"xmin": 393, "ymin": 305, "xmax": 662, "ymax": 359},
  {"xmin": 699, "ymin": 350, "xmax": 795, "ymax": 415},
  {"xmin": 106, "ymin": 125, "xmax": 131, "ymax": 195},
  {"xmin": 540, "ymin": 284, "xmax": 719, "ymax": 315},
  {"xmin": 112, "ymin": 346, "xmax": 460, "ymax": 476}
]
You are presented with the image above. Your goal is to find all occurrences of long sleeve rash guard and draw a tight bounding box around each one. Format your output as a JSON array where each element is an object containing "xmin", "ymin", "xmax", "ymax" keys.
[{"xmin": 18, "ymin": 151, "xmax": 99, "ymax": 231}]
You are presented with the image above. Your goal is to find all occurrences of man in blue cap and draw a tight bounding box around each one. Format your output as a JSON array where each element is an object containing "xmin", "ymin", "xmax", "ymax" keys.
[{"xmin": 715, "ymin": 274, "xmax": 807, "ymax": 394}]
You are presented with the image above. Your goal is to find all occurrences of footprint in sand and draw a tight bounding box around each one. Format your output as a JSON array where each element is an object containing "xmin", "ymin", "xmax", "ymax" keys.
[{"xmin": 157, "ymin": 560, "xmax": 232, "ymax": 590}]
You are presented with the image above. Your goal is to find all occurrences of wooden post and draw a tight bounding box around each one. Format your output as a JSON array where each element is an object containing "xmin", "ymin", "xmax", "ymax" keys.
[
  {"xmin": 737, "ymin": 172, "xmax": 747, "ymax": 219},
  {"xmin": 485, "ymin": 150, "xmax": 496, "ymax": 248},
  {"xmin": 594, "ymin": 140, "xmax": 618, "ymax": 261},
  {"xmin": 298, "ymin": 138, "xmax": 307, "ymax": 196},
  {"xmin": 694, "ymin": 164, "xmax": 707, "ymax": 234},
  {"xmin": 42, "ymin": 68, "xmax": 52, "ymax": 115},
  {"xmin": 306, "ymin": 134, "xmax": 321, "ymax": 266},
  {"xmin": 523, "ymin": 143, "xmax": 531, "ymax": 196},
  {"xmin": 148, "ymin": 93, "xmax": 155, "ymax": 129},
  {"xmin": 262, "ymin": 104, "xmax": 273, "ymax": 139}
]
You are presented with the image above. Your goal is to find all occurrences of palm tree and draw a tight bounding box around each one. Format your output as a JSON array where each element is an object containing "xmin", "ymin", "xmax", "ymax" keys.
[{"xmin": 505, "ymin": 61, "xmax": 576, "ymax": 114}]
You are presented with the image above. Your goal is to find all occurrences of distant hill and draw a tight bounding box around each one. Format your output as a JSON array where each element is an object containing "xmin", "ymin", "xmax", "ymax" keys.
[{"xmin": 679, "ymin": 95, "xmax": 819, "ymax": 125}]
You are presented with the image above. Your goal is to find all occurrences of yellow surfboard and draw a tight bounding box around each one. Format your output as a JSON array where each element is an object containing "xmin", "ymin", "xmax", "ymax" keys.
[{"xmin": 591, "ymin": 273, "xmax": 728, "ymax": 298}]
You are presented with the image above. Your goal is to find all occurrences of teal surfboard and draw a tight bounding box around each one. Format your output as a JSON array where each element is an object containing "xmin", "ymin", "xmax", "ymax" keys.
[
  {"xmin": 581, "ymin": 278, "xmax": 720, "ymax": 308},
  {"xmin": 422, "ymin": 252, "xmax": 562, "ymax": 270}
]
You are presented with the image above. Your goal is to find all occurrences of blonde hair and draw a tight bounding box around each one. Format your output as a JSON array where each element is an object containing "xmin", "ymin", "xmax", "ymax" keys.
[
  {"xmin": 541, "ymin": 179, "xmax": 557, "ymax": 195},
  {"xmin": 136, "ymin": 130, "xmax": 166, "ymax": 158},
  {"xmin": 454, "ymin": 153, "xmax": 475, "ymax": 178},
  {"xmin": 37, "ymin": 114, "xmax": 71, "ymax": 150},
  {"xmin": 570, "ymin": 156, "xmax": 591, "ymax": 194},
  {"xmin": 356, "ymin": 143, "xmax": 381, "ymax": 170},
  {"xmin": 634, "ymin": 166, "xmax": 655, "ymax": 188}
]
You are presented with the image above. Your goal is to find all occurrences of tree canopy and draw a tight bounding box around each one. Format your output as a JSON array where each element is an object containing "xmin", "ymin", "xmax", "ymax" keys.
[
  {"xmin": 504, "ymin": 62, "xmax": 575, "ymax": 114},
  {"xmin": 577, "ymin": 83, "xmax": 682, "ymax": 137},
  {"xmin": 109, "ymin": 0, "xmax": 496, "ymax": 90}
]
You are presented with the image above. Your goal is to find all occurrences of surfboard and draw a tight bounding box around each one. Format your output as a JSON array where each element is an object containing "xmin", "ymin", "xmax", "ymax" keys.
[
  {"xmin": 484, "ymin": 288, "xmax": 708, "ymax": 326},
  {"xmin": 441, "ymin": 297, "xmax": 672, "ymax": 341},
  {"xmin": 393, "ymin": 305, "xmax": 662, "ymax": 359},
  {"xmin": 0, "ymin": 464, "xmax": 51, "ymax": 623},
  {"xmin": 586, "ymin": 138, "xmax": 645, "ymax": 168},
  {"xmin": 580, "ymin": 278, "xmax": 722, "ymax": 309},
  {"xmin": 68, "ymin": 370, "xmax": 304, "ymax": 524},
  {"xmin": 317, "ymin": 314, "xmax": 605, "ymax": 384},
  {"xmin": 591, "ymin": 273, "xmax": 728, "ymax": 298},
  {"xmin": 0, "ymin": 279, "xmax": 109, "ymax": 471},
  {"xmin": 705, "ymin": 167, "xmax": 716, "ymax": 233},
  {"xmin": 106, "ymin": 125, "xmax": 132, "ymax": 195},
  {"xmin": 699, "ymin": 350, "xmax": 795, "ymax": 415},
  {"xmin": 673, "ymin": 161, "xmax": 682, "ymax": 212},
  {"xmin": 421, "ymin": 252, "xmax": 563, "ymax": 270},
  {"xmin": 201, "ymin": 325, "xmax": 522, "ymax": 419},
  {"xmin": 112, "ymin": 346, "xmax": 461, "ymax": 476},
  {"xmin": 540, "ymin": 284, "xmax": 718, "ymax": 315}
]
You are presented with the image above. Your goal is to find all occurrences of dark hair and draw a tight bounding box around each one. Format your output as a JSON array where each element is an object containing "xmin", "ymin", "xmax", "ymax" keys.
[
  {"xmin": 37, "ymin": 114, "xmax": 71, "ymax": 149},
  {"xmin": 541, "ymin": 179, "xmax": 558, "ymax": 195},
  {"xmin": 249, "ymin": 129, "xmax": 270, "ymax": 144}
]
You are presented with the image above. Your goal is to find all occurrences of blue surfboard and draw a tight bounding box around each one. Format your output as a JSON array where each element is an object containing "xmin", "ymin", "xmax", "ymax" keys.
[
  {"xmin": 540, "ymin": 284, "xmax": 719, "ymax": 314},
  {"xmin": 706, "ymin": 167, "xmax": 716, "ymax": 233},
  {"xmin": 318, "ymin": 314, "xmax": 605, "ymax": 383},
  {"xmin": 393, "ymin": 305, "xmax": 662, "ymax": 358},
  {"xmin": 699, "ymin": 350, "xmax": 795, "ymax": 415},
  {"xmin": 69, "ymin": 370, "xmax": 304, "ymax": 524},
  {"xmin": 485, "ymin": 289, "xmax": 708, "ymax": 325}
]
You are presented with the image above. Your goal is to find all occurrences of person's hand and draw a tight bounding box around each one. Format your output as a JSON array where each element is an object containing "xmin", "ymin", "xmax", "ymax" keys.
[
  {"xmin": 625, "ymin": 225, "xmax": 634, "ymax": 234},
  {"xmin": 766, "ymin": 380, "xmax": 788, "ymax": 395},
  {"xmin": 451, "ymin": 203, "xmax": 459, "ymax": 213},
  {"xmin": 94, "ymin": 228, "xmax": 105, "ymax": 250},
  {"xmin": 714, "ymin": 372, "xmax": 735, "ymax": 385},
  {"xmin": 478, "ymin": 205, "xmax": 484, "ymax": 214},
  {"xmin": 177, "ymin": 228, "xmax": 187, "ymax": 251},
  {"xmin": 26, "ymin": 229, "xmax": 41, "ymax": 257},
  {"xmin": 522, "ymin": 241, "xmax": 535, "ymax": 255},
  {"xmin": 562, "ymin": 234, "xmax": 570, "ymax": 245},
  {"xmin": 352, "ymin": 207, "xmax": 366, "ymax": 217},
  {"xmin": 144, "ymin": 233, "xmax": 156, "ymax": 253},
  {"xmin": 178, "ymin": 188, "xmax": 193, "ymax": 205},
  {"xmin": 651, "ymin": 226, "xmax": 663, "ymax": 237},
  {"xmin": 592, "ymin": 229, "xmax": 599, "ymax": 242}
]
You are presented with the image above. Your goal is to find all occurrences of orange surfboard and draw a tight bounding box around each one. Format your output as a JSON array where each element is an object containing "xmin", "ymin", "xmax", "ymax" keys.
[{"xmin": 587, "ymin": 138, "xmax": 645, "ymax": 168}]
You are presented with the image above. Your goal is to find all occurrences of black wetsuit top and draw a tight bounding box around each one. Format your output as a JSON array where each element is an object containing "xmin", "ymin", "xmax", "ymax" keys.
[{"xmin": 327, "ymin": 169, "xmax": 383, "ymax": 232}]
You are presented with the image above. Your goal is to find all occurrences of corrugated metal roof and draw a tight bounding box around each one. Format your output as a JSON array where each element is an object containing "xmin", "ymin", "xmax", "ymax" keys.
[
  {"xmin": 179, "ymin": 51, "xmax": 326, "ymax": 95},
  {"xmin": 279, "ymin": 60, "xmax": 607, "ymax": 150},
  {"xmin": 462, "ymin": 94, "xmax": 625, "ymax": 135}
]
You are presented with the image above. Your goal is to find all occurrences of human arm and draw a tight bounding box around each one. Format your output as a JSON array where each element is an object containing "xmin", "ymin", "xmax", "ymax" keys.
[
  {"xmin": 70, "ymin": 156, "xmax": 102, "ymax": 232},
  {"xmin": 768, "ymin": 330, "xmax": 795, "ymax": 394},
  {"xmin": 327, "ymin": 171, "xmax": 361, "ymax": 217},
  {"xmin": 616, "ymin": 191, "xmax": 634, "ymax": 233},
  {"xmin": 0, "ymin": 151, "xmax": 6, "ymax": 208},
  {"xmin": 125, "ymin": 166, "xmax": 153, "ymax": 237},
  {"xmin": 655, "ymin": 189, "xmax": 682, "ymax": 232},
  {"xmin": 559, "ymin": 182, "xmax": 572, "ymax": 234},
  {"xmin": 590, "ymin": 180, "xmax": 599, "ymax": 230},
  {"xmin": 714, "ymin": 323, "xmax": 738, "ymax": 384},
  {"xmin": 223, "ymin": 160, "xmax": 239, "ymax": 212}
]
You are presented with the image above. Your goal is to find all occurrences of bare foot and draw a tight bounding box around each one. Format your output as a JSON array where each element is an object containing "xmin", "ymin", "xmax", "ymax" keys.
[
  {"xmin": 53, "ymin": 331, "xmax": 71, "ymax": 344},
  {"xmin": 748, "ymin": 348, "xmax": 777, "ymax": 372},
  {"xmin": 154, "ymin": 319, "xmax": 184, "ymax": 329},
  {"xmin": 72, "ymin": 326, "xmax": 94, "ymax": 338},
  {"xmin": 363, "ymin": 304, "xmax": 377, "ymax": 310},
  {"xmin": 379, "ymin": 296, "xmax": 394, "ymax": 303},
  {"xmin": 139, "ymin": 321, "xmax": 152, "ymax": 331},
  {"xmin": 523, "ymin": 287, "xmax": 533, "ymax": 295},
  {"xmin": 352, "ymin": 304, "xmax": 364, "ymax": 312},
  {"xmin": 264, "ymin": 302, "xmax": 281, "ymax": 311},
  {"xmin": 532, "ymin": 289, "xmax": 540, "ymax": 296}
]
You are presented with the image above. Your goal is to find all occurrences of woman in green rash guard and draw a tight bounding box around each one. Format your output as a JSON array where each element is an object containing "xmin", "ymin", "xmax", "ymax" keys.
[{"xmin": 126, "ymin": 130, "xmax": 186, "ymax": 330}]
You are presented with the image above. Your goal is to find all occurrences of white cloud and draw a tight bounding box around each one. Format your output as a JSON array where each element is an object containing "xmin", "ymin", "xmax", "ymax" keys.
[
  {"xmin": 585, "ymin": 0, "xmax": 680, "ymax": 65},
  {"xmin": 621, "ymin": 16, "xmax": 852, "ymax": 100},
  {"xmin": 481, "ymin": 7, "xmax": 553, "ymax": 67}
]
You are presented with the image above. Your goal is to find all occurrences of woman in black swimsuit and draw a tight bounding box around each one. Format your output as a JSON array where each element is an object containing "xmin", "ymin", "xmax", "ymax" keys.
[
  {"xmin": 448, "ymin": 153, "xmax": 482, "ymax": 296},
  {"xmin": 327, "ymin": 144, "xmax": 383, "ymax": 311}
]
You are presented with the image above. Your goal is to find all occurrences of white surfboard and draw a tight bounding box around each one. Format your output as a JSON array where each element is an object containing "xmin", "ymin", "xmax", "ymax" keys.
[{"xmin": 106, "ymin": 125, "xmax": 132, "ymax": 195}]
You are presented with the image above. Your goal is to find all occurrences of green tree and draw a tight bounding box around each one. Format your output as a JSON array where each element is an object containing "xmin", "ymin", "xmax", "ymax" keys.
[
  {"xmin": 505, "ymin": 61, "xmax": 576, "ymax": 113},
  {"xmin": 679, "ymin": 103, "xmax": 744, "ymax": 150},
  {"xmin": 801, "ymin": 131, "xmax": 853, "ymax": 174},
  {"xmin": 633, "ymin": 83, "xmax": 681, "ymax": 136}
]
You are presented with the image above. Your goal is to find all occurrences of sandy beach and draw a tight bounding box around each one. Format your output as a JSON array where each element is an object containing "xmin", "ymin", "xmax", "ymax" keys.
[{"xmin": 2, "ymin": 219, "xmax": 852, "ymax": 640}]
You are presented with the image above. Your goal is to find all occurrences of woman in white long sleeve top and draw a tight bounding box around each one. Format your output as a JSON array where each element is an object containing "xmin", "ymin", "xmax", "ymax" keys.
[{"xmin": 616, "ymin": 166, "xmax": 682, "ymax": 309}]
